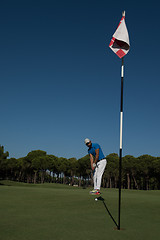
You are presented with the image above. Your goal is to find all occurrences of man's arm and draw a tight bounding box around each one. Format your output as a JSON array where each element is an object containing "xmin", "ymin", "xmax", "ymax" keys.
[
  {"xmin": 89, "ymin": 154, "xmax": 95, "ymax": 170},
  {"xmin": 90, "ymin": 148, "xmax": 99, "ymax": 170},
  {"xmin": 94, "ymin": 148, "xmax": 99, "ymax": 164}
]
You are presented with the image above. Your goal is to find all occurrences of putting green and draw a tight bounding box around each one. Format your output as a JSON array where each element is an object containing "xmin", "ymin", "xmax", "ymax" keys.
[{"xmin": 0, "ymin": 181, "xmax": 160, "ymax": 240}]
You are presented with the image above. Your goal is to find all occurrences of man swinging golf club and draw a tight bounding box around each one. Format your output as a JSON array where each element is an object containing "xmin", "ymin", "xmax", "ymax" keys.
[{"xmin": 84, "ymin": 138, "xmax": 107, "ymax": 195}]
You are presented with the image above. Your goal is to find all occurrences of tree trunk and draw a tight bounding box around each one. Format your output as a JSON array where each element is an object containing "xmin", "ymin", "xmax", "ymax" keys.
[
  {"xmin": 41, "ymin": 171, "xmax": 45, "ymax": 183},
  {"xmin": 109, "ymin": 178, "xmax": 112, "ymax": 188},
  {"xmin": 71, "ymin": 176, "xmax": 74, "ymax": 186},
  {"xmin": 18, "ymin": 171, "xmax": 22, "ymax": 182},
  {"xmin": 102, "ymin": 177, "xmax": 105, "ymax": 188},
  {"xmin": 34, "ymin": 171, "xmax": 37, "ymax": 184},
  {"xmin": 132, "ymin": 174, "xmax": 139, "ymax": 190},
  {"xmin": 115, "ymin": 176, "xmax": 117, "ymax": 188},
  {"xmin": 91, "ymin": 172, "xmax": 93, "ymax": 187},
  {"xmin": 106, "ymin": 179, "xmax": 109, "ymax": 188},
  {"xmin": 127, "ymin": 173, "xmax": 130, "ymax": 189},
  {"xmin": 27, "ymin": 175, "xmax": 30, "ymax": 183},
  {"xmin": 78, "ymin": 177, "xmax": 81, "ymax": 187},
  {"xmin": 146, "ymin": 176, "xmax": 149, "ymax": 190},
  {"xmin": 63, "ymin": 174, "xmax": 66, "ymax": 184}
]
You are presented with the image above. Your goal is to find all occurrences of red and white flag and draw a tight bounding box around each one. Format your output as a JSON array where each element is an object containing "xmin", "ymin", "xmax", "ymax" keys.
[{"xmin": 109, "ymin": 12, "xmax": 130, "ymax": 58}]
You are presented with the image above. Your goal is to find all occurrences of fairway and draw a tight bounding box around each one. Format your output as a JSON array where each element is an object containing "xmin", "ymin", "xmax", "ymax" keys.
[{"xmin": 0, "ymin": 181, "xmax": 160, "ymax": 240}]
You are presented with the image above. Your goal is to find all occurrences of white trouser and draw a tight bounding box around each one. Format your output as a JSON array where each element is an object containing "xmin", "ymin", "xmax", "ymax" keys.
[{"xmin": 93, "ymin": 159, "xmax": 107, "ymax": 190}]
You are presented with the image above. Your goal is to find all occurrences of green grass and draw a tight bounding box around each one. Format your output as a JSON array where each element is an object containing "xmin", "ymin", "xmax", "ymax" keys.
[{"xmin": 0, "ymin": 180, "xmax": 160, "ymax": 240}]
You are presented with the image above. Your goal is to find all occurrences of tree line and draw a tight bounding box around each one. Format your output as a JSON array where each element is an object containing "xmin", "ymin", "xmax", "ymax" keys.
[{"xmin": 0, "ymin": 145, "xmax": 160, "ymax": 190}]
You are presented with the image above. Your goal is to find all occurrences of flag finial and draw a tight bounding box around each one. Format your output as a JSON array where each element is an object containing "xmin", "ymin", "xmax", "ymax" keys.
[{"xmin": 122, "ymin": 11, "xmax": 125, "ymax": 17}]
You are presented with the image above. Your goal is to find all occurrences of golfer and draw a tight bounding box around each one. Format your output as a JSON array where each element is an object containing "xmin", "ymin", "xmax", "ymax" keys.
[{"xmin": 84, "ymin": 138, "xmax": 107, "ymax": 195}]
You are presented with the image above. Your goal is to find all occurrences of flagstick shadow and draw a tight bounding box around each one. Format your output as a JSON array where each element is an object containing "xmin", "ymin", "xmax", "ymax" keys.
[{"xmin": 97, "ymin": 196, "xmax": 118, "ymax": 228}]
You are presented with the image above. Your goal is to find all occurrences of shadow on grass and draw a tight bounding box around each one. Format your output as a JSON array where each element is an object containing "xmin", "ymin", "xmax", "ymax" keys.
[{"xmin": 97, "ymin": 196, "xmax": 118, "ymax": 228}]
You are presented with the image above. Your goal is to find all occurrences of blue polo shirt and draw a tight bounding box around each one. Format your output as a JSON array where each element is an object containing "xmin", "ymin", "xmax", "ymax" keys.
[{"xmin": 88, "ymin": 143, "xmax": 105, "ymax": 161}]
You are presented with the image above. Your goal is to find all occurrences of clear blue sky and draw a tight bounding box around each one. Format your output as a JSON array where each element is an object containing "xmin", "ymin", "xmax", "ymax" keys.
[{"xmin": 0, "ymin": 0, "xmax": 160, "ymax": 159}]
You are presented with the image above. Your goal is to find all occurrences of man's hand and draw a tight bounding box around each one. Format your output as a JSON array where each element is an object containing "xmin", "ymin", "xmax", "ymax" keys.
[{"xmin": 91, "ymin": 163, "xmax": 96, "ymax": 171}]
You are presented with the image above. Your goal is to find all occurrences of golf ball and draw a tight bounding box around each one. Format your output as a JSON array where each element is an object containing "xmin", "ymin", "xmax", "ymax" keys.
[{"xmin": 95, "ymin": 198, "xmax": 98, "ymax": 201}]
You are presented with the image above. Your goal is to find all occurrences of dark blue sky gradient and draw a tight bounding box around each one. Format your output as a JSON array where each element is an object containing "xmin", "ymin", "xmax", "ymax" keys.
[{"xmin": 0, "ymin": 0, "xmax": 160, "ymax": 159}]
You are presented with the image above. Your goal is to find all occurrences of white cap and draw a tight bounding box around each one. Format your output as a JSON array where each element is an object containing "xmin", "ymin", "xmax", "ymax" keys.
[{"xmin": 84, "ymin": 138, "xmax": 90, "ymax": 144}]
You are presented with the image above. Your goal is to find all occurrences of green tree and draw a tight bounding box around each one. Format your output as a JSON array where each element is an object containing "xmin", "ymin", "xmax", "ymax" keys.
[
  {"xmin": 0, "ymin": 145, "xmax": 9, "ymax": 180},
  {"xmin": 32, "ymin": 155, "xmax": 51, "ymax": 183},
  {"xmin": 105, "ymin": 153, "xmax": 119, "ymax": 188},
  {"xmin": 137, "ymin": 155, "xmax": 155, "ymax": 190},
  {"xmin": 57, "ymin": 157, "xmax": 69, "ymax": 184},
  {"xmin": 152, "ymin": 157, "xmax": 160, "ymax": 189},
  {"xmin": 77, "ymin": 155, "xmax": 90, "ymax": 187},
  {"xmin": 24, "ymin": 150, "xmax": 47, "ymax": 183},
  {"xmin": 123, "ymin": 155, "xmax": 136, "ymax": 189},
  {"xmin": 47, "ymin": 155, "xmax": 58, "ymax": 182},
  {"xmin": 68, "ymin": 158, "xmax": 78, "ymax": 186}
]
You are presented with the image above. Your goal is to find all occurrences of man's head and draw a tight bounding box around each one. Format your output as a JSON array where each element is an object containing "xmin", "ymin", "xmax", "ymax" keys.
[{"xmin": 84, "ymin": 138, "xmax": 92, "ymax": 147}]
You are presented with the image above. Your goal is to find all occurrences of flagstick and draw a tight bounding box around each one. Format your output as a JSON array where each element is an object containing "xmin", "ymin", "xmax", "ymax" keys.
[
  {"xmin": 109, "ymin": 9, "xmax": 129, "ymax": 230},
  {"xmin": 118, "ymin": 56, "xmax": 124, "ymax": 230}
]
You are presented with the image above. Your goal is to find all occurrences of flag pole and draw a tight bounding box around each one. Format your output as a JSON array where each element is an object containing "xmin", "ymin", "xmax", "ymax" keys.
[
  {"xmin": 108, "ymin": 9, "xmax": 129, "ymax": 230},
  {"xmin": 118, "ymin": 56, "xmax": 124, "ymax": 230}
]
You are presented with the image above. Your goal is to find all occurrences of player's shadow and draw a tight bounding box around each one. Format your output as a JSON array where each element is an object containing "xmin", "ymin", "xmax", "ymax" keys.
[{"xmin": 97, "ymin": 196, "xmax": 118, "ymax": 228}]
